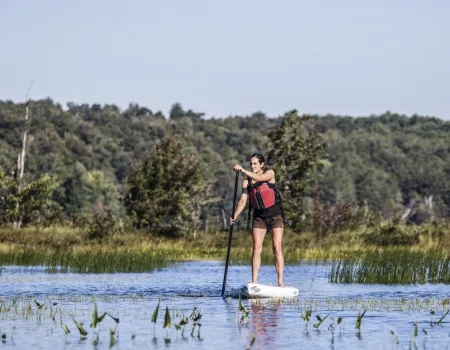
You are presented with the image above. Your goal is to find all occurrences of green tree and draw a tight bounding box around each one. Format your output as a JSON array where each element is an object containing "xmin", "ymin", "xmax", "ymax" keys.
[
  {"xmin": 266, "ymin": 111, "xmax": 328, "ymax": 228},
  {"xmin": 0, "ymin": 170, "xmax": 59, "ymax": 226},
  {"xmin": 57, "ymin": 162, "xmax": 122, "ymax": 216},
  {"xmin": 124, "ymin": 133, "xmax": 218, "ymax": 236},
  {"xmin": 169, "ymin": 102, "xmax": 185, "ymax": 120},
  {"xmin": 0, "ymin": 170, "xmax": 19, "ymax": 224},
  {"xmin": 19, "ymin": 174, "xmax": 60, "ymax": 225}
]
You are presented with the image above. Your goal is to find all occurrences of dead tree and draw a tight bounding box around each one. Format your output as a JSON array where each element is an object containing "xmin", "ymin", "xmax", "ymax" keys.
[{"xmin": 13, "ymin": 81, "xmax": 34, "ymax": 228}]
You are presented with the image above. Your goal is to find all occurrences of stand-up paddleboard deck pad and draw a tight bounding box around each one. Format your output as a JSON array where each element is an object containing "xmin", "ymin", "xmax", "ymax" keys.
[{"xmin": 229, "ymin": 282, "xmax": 299, "ymax": 299}]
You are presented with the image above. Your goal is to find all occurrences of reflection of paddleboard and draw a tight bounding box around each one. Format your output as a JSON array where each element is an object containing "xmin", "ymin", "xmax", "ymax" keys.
[{"xmin": 230, "ymin": 282, "xmax": 299, "ymax": 299}]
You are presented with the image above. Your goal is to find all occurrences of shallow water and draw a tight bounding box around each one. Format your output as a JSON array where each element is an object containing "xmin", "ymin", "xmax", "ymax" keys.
[{"xmin": 1, "ymin": 261, "xmax": 450, "ymax": 349}]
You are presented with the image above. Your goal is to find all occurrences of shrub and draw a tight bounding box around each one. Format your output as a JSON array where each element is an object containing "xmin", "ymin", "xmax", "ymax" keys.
[{"xmin": 362, "ymin": 214, "xmax": 420, "ymax": 246}]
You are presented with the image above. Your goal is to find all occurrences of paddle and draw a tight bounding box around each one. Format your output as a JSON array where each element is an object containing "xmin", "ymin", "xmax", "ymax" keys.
[{"xmin": 221, "ymin": 170, "xmax": 240, "ymax": 297}]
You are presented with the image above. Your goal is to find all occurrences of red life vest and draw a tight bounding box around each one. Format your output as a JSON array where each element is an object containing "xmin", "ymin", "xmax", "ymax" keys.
[{"xmin": 248, "ymin": 181, "xmax": 280, "ymax": 210}]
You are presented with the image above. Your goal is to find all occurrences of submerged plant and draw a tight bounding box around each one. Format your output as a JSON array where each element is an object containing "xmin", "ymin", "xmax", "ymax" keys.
[
  {"xmin": 434, "ymin": 310, "xmax": 449, "ymax": 326},
  {"xmin": 49, "ymin": 305, "xmax": 58, "ymax": 321},
  {"xmin": 34, "ymin": 300, "xmax": 44, "ymax": 310},
  {"xmin": 151, "ymin": 300, "xmax": 160, "ymax": 338},
  {"xmin": 174, "ymin": 313, "xmax": 189, "ymax": 338},
  {"xmin": 301, "ymin": 309, "xmax": 312, "ymax": 329},
  {"xmin": 355, "ymin": 310, "xmax": 366, "ymax": 331},
  {"xmin": 313, "ymin": 314, "xmax": 329, "ymax": 329},
  {"xmin": 164, "ymin": 306, "xmax": 171, "ymax": 343},
  {"xmin": 410, "ymin": 322, "xmax": 418, "ymax": 348},
  {"xmin": 238, "ymin": 294, "xmax": 250, "ymax": 324},
  {"xmin": 190, "ymin": 307, "xmax": 202, "ymax": 338},
  {"xmin": 90, "ymin": 295, "xmax": 119, "ymax": 345},
  {"xmin": 247, "ymin": 334, "xmax": 256, "ymax": 349},
  {"xmin": 90, "ymin": 297, "xmax": 107, "ymax": 328},
  {"xmin": 61, "ymin": 323, "xmax": 70, "ymax": 335},
  {"xmin": 110, "ymin": 324, "xmax": 118, "ymax": 347},
  {"xmin": 71, "ymin": 315, "xmax": 88, "ymax": 338},
  {"xmin": 390, "ymin": 329, "xmax": 399, "ymax": 345}
]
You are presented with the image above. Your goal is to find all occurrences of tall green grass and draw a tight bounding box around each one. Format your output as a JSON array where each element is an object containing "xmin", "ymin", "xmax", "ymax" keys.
[
  {"xmin": 0, "ymin": 246, "xmax": 172, "ymax": 273},
  {"xmin": 2, "ymin": 223, "xmax": 450, "ymax": 279},
  {"xmin": 330, "ymin": 247, "xmax": 450, "ymax": 284}
]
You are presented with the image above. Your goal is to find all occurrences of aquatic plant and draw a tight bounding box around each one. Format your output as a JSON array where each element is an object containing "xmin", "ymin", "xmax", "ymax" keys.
[
  {"xmin": 390, "ymin": 329, "xmax": 399, "ymax": 345},
  {"xmin": 355, "ymin": 310, "xmax": 366, "ymax": 330},
  {"xmin": 61, "ymin": 322, "xmax": 70, "ymax": 335},
  {"xmin": 173, "ymin": 313, "xmax": 189, "ymax": 338},
  {"xmin": 433, "ymin": 309, "xmax": 449, "ymax": 326},
  {"xmin": 164, "ymin": 306, "xmax": 171, "ymax": 343},
  {"xmin": 110, "ymin": 324, "xmax": 118, "ymax": 347},
  {"xmin": 151, "ymin": 299, "xmax": 160, "ymax": 338},
  {"xmin": 71, "ymin": 315, "xmax": 88, "ymax": 338},
  {"xmin": 247, "ymin": 334, "xmax": 256, "ymax": 349},
  {"xmin": 301, "ymin": 309, "xmax": 312, "ymax": 329},
  {"xmin": 330, "ymin": 247, "xmax": 450, "ymax": 284},
  {"xmin": 2, "ymin": 294, "xmax": 450, "ymax": 348},
  {"xmin": 238, "ymin": 294, "xmax": 250, "ymax": 324},
  {"xmin": 0, "ymin": 246, "xmax": 171, "ymax": 273},
  {"xmin": 90, "ymin": 297, "xmax": 107, "ymax": 328},
  {"xmin": 313, "ymin": 314, "xmax": 329, "ymax": 329},
  {"xmin": 189, "ymin": 306, "xmax": 202, "ymax": 338}
]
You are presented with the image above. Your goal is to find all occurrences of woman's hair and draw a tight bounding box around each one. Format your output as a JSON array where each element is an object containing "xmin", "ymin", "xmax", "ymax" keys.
[{"xmin": 249, "ymin": 153, "xmax": 265, "ymax": 164}]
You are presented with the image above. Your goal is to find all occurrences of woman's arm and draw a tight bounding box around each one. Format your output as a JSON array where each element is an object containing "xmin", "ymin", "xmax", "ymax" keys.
[
  {"xmin": 230, "ymin": 179, "xmax": 249, "ymax": 225},
  {"xmin": 233, "ymin": 164, "xmax": 274, "ymax": 182}
]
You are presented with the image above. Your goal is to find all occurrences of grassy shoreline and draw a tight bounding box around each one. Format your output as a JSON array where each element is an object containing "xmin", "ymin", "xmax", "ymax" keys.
[
  {"xmin": 0, "ymin": 226, "xmax": 346, "ymax": 269},
  {"xmin": 1, "ymin": 225, "xmax": 450, "ymax": 282}
]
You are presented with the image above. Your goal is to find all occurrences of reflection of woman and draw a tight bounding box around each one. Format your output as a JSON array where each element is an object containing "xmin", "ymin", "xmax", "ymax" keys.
[
  {"xmin": 230, "ymin": 153, "xmax": 285, "ymax": 287},
  {"xmin": 250, "ymin": 299, "xmax": 282, "ymax": 348}
]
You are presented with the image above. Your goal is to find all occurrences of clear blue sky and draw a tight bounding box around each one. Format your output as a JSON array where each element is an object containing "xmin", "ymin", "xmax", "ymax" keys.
[{"xmin": 1, "ymin": 0, "xmax": 449, "ymax": 119}]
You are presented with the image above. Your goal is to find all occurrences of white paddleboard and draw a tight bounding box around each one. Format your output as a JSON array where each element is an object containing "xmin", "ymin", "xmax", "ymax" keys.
[{"xmin": 230, "ymin": 282, "xmax": 299, "ymax": 299}]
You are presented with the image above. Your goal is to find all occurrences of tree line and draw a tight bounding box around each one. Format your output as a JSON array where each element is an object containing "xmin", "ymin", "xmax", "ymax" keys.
[{"xmin": 1, "ymin": 99, "xmax": 449, "ymax": 236}]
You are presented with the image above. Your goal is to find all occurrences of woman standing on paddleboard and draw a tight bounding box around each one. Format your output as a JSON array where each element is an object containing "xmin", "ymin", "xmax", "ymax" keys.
[{"xmin": 230, "ymin": 153, "xmax": 286, "ymax": 287}]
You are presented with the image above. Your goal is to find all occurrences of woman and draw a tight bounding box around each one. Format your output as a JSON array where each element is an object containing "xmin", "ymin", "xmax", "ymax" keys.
[{"xmin": 230, "ymin": 153, "xmax": 285, "ymax": 287}]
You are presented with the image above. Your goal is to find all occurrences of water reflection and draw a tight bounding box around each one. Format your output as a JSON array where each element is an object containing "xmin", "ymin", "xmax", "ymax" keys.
[{"xmin": 249, "ymin": 299, "xmax": 283, "ymax": 349}]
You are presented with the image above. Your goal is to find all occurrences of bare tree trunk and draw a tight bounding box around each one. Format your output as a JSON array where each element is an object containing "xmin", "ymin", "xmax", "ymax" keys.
[{"xmin": 13, "ymin": 99, "xmax": 31, "ymax": 229}]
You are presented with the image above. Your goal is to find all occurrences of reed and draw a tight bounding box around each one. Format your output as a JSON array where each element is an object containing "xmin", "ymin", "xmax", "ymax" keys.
[
  {"xmin": 330, "ymin": 246, "xmax": 450, "ymax": 284},
  {"xmin": 2, "ymin": 241, "xmax": 450, "ymax": 279},
  {"xmin": 2, "ymin": 223, "xmax": 450, "ymax": 277},
  {"xmin": 0, "ymin": 245, "xmax": 171, "ymax": 273}
]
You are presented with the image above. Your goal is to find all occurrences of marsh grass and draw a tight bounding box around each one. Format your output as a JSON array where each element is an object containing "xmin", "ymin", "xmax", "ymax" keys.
[
  {"xmin": 2, "ymin": 240, "xmax": 450, "ymax": 284},
  {"xmin": 0, "ymin": 228, "xmax": 344, "ymax": 273},
  {"xmin": 2, "ymin": 223, "xmax": 450, "ymax": 280},
  {"xmin": 330, "ymin": 246, "xmax": 450, "ymax": 284},
  {"xmin": 0, "ymin": 245, "xmax": 171, "ymax": 273}
]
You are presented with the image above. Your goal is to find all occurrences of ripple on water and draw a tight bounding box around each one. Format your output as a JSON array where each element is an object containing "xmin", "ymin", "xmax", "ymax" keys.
[{"xmin": 1, "ymin": 261, "xmax": 450, "ymax": 349}]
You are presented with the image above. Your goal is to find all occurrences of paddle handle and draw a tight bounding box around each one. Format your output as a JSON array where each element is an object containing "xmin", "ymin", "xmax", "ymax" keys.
[{"xmin": 221, "ymin": 170, "xmax": 240, "ymax": 296}]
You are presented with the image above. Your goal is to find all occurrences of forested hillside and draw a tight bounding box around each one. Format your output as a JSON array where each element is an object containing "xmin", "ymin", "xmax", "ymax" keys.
[{"xmin": 1, "ymin": 99, "xmax": 449, "ymax": 229}]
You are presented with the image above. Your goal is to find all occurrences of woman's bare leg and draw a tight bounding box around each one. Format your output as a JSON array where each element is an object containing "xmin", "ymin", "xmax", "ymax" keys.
[
  {"xmin": 252, "ymin": 228, "xmax": 267, "ymax": 283},
  {"xmin": 271, "ymin": 227, "xmax": 284, "ymax": 287}
]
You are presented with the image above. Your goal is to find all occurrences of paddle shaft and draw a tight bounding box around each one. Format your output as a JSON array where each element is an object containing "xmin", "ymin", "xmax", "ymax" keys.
[{"xmin": 221, "ymin": 171, "xmax": 240, "ymax": 296}]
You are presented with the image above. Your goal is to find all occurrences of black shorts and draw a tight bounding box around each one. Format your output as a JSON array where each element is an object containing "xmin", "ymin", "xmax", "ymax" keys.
[{"xmin": 252, "ymin": 214, "xmax": 284, "ymax": 230}]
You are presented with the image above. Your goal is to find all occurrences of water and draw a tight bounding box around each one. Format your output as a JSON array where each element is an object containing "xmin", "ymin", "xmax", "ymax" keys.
[{"xmin": 1, "ymin": 261, "xmax": 450, "ymax": 349}]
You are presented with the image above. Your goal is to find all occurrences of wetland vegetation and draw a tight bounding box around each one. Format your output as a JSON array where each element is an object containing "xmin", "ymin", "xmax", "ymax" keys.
[
  {"xmin": 2, "ymin": 100, "xmax": 450, "ymax": 287},
  {"xmin": 2, "ymin": 220, "xmax": 450, "ymax": 284}
]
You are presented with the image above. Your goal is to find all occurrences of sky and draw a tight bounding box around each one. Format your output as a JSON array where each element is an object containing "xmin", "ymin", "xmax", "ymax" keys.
[{"xmin": 1, "ymin": 0, "xmax": 449, "ymax": 119}]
